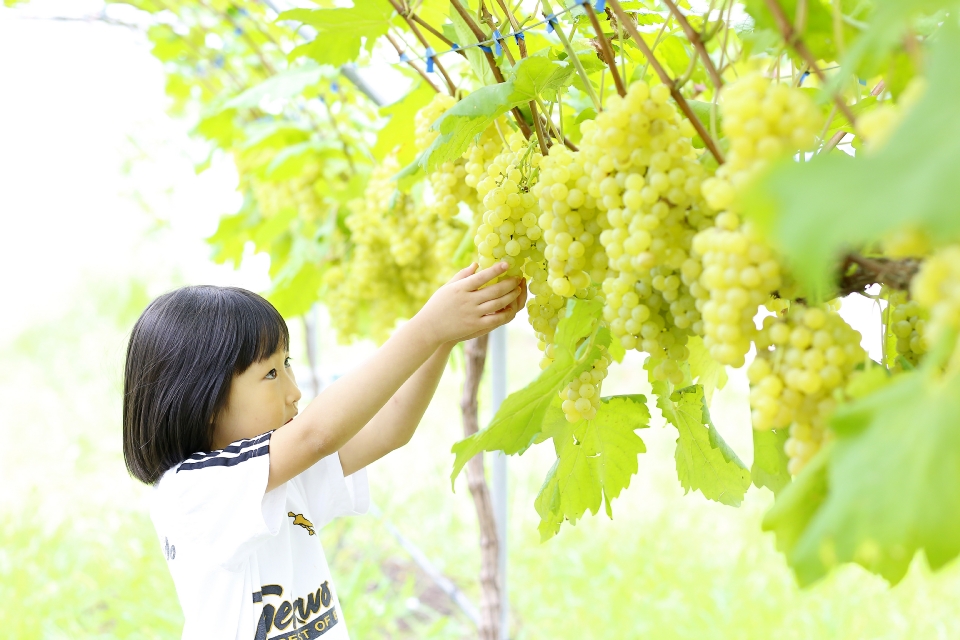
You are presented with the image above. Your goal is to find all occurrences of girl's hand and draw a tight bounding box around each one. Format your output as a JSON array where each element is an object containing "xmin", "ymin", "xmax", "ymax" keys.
[
  {"xmin": 414, "ymin": 262, "xmax": 524, "ymax": 347},
  {"xmin": 456, "ymin": 277, "xmax": 527, "ymax": 342}
]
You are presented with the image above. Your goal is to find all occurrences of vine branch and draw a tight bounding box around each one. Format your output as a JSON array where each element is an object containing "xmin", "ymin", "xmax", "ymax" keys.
[
  {"xmin": 584, "ymin": 2, "xmax": 626, "ymax": 97},
  {"xmin": 388, "ymin": 0, "xmax": 458, "ymax": 96},
  {"xmin": 385, "ymin": 32, "xmax": 443, "ymax": 93},
  {"xmin": 662, "ymin": 0, "xmax": 723, "ymax": 89},
  {"xmin": 607, "ymin": 0, "xmax": 726, "ymax": 164},
  {"xmin": 762, "ymin": 0, "xmax": 859, "ymax": 135},
  {"xmin": 837, "ymin": 255, "xmax": 921, "ymax": 297},
  {"xmin": 449, "ymin": 0, "xmax": 534, "ymax": 139}
]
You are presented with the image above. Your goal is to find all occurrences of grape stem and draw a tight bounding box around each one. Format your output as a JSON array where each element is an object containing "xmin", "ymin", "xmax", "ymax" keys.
[
  {"xmin": 662, "ymin": 0, "xmax": 724, "ymax": 89},
  {"xmin": 762, "ymin": 0, "xmax": 860, "ymax": 137},
  {"xmin": 491, "ymin": 0, "xmax": 550, "ymax": 154},
  {"xmin": 607, "ymin": 0, "xmax": 727, "ymax": 165},
  {"xmin": 583, "ymin": 2, "xmax": 627, "ymax": 97},
  {"xmin": 539, "ymin": 0, "xmax": 604, "ymax": 113}
]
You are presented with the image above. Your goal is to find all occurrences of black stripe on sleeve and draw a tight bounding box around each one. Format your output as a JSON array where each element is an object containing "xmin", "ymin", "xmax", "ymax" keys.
[
  {"xmin": 183, "ymin": 431, "xmax": 274, "ymax": 463},
  {"xmin": 177, "ymin": 444, "xmax": 270, "ymax": 472}
]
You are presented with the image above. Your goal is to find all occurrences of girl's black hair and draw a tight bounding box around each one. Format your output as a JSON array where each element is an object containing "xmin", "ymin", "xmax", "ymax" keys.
[{"xmin": 122, "ymin": 285, "xmax": 289, "ymax": 484}]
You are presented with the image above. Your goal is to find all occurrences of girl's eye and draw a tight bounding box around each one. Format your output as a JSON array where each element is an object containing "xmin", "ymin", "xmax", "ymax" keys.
[
  {"xmin": 284, "ymin": 356, "xmax": 293, "ymax": 367},
  {"xmin": 265, "ymin": 369, "xmax": 277, "ymax": 380}
]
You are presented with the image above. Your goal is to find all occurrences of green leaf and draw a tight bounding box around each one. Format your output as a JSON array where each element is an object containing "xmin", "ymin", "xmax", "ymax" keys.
[
  {"xmin": 686, "ymin": 336, "xmax": 727, "ymax": 403},
  {"xmin": 446, "ymin": 10, "xmax": 497, "ymax": 87},
  {"xmin": 417, "ymin": 82, "xmax": 518, "ymax": 172},
  {"xmin": 418, "ymin": 57, "xmax": 574, "ymax": 171},
  {"xmin": 751, "ymin": 428, "xmax": 791, "ymax": 495},
  {"xmin": 373, "ymin": 83, "xmax": 436, "ymax": 167},
  {"xmin": 768, "ymin": 369, "xmax": 960, "ymax": 586},
  {"xmin": 741, "ymin": 17, "xmax": 960, "ymax": 299},
  {"xmin": 656, "ymin": 384, "xmax": 751, "ymax": 506},
  {"xmin": 450, "ymin": 298, "xmax": 603, "ymax": 485},
  {"xmin": 742, "ymin": 0, "xmax": 852, "ymax": 63},
  {"xmin": 282, "ymin": 3, "xmax": 394, "ymax": 67},
  {"xmin": 224, "ymin": 64, "xmax": 329, "ymax": 111},
  {"xmin": 762, "ymin": 446, "xmax": 830, "ymax": 562},
  {"xmin": 509, "ymin": 56, "xmax": 574, "ymax": 104},
  {"xmin": 535, "ymin": 396, "xmax": 650, "ymax": 541},
  {"xmin": 268, "ymin": 262, "xmax": 326, "ymax": 318}
]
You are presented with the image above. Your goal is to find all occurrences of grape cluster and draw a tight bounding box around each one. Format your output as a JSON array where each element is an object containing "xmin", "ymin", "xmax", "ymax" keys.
[
  {"xmin": 415, "ymin": 93, "xmax": 477, "ymax": 221},
  {"xmin": 858, "ymin": 77, "xmax": 927, "ymax": 153},
  {"xmin": 473, "ymin": 131, "xmax": 544, "ymax": 279},
  {"xmin": 324, "ymin": 153, "xmax": 465, "ymax": 343},
  {"xmin": 692, "ymin": 74, "xmax": 820, "ymax": 367},
  {"xmin": 690, "ymin": 222, "xmax": 782, "ymax": 367},
  {"xmin": 559, "ymin": 348, "xmax": 612, "ymax": 422},
  {"xmin": 524, "ymin": 260, "xmax": 565, "ymax": 370},
  {"xmin": 533, "ymin": 145, "xmax": 607, "ymax": 299},
  {"xmin": 911, "ymin": 245, "xmax": 960, "ymax": 358},
  {"xmin": 577, "ymin": 80, "xmax": 713, "ymax": 381},
  {"xmin": 884, "ymin": 290, "xmax": 928, "ymax": 368},
  {"xmin": 750, "ymin": 304, "xmax": 865, "ymax": 475}
]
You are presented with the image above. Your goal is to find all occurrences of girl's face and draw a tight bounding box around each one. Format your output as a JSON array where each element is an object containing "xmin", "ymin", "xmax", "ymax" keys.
[{"xmin": 211, "ymin": 347, "xmax": 301, "ymax": 450}]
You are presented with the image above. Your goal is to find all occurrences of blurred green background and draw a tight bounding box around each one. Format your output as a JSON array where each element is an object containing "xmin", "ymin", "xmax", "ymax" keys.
[{"xmin": 3, "ymin": 3, "xmax": 960, "ymax": 639}]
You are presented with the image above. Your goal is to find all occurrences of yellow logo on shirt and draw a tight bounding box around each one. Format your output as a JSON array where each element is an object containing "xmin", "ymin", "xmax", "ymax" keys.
[{"xmin": 288, "ymin": 512, "xmax": 316, "ymax": 536}]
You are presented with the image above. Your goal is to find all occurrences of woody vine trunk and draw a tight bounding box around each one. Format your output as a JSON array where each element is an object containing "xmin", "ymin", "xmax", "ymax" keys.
[{"xmin": 460, "ymin": 335, "xmax": 501, "ymax": 640}]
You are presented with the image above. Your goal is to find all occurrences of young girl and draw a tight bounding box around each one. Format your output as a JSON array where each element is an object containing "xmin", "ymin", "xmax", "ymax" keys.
[{"xmin": 123, "ymin": 261, "xmax": 525, "ymax": 640}]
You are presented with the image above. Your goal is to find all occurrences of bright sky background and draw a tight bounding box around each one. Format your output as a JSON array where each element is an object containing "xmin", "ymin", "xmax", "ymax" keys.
[{"xmin": 0, "ymin": 0, "xmax": 271, "ymax": 347}]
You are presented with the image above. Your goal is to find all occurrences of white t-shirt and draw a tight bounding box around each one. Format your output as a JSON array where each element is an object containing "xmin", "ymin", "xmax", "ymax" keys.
[{"xmin": 150, "ymin": 431, "xmax": 370, "ymax": 640}]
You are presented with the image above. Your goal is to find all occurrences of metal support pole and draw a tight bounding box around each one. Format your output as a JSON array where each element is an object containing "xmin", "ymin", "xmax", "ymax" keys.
[{"xmin": 489, "ymin": 325, "xmax": 509, "ymax": 639}]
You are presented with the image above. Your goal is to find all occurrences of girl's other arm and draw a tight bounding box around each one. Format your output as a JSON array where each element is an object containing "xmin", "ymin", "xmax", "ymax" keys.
[
  {"xmin": 266, "ymin": 263, "xmax": 522, "ymax": 492},
  {"xmin": 338, "ymin": 279, "xmax": 526, "ymax": 476}
]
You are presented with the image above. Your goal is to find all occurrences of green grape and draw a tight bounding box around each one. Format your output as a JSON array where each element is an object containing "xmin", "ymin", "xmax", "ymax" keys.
[
  {"xmin": 525, "ymin": 261, "xmax": 564, "ymax": 370},
  {"xmin": 415, "ymin": 93, "xmax": 479, "ymax": 221},
  {"xmin": 559, "ymin": 348, "xmax": 611, "ymax": 422},
  {"xmin": 474, "ymin": 131, "xmax": 544, "ymax": 279},
  {"xmin": 324, "ymin": 153, "xmax": 466, "ymax": 343},
  {"xmin": 690, "ymin": 220, "xmax": 781, "ymax": 367},
  {"xmin": 749, "ymin": 303, "xmax": 864, "ymax": 475},
  {"xmin": 533, "ymin": 145, "xmax": 607, "ymax": 299},
  {"xmin": 578, "ymin": 80, "xmax": 713, "ymax": 382},
  {"xmin": 700, "ymin": 73, "xmax": 820, "ymax": 211},
  {"xmin": 884, "ymin": 289, "xmax": 928, "ymax": 368},
  {"xmin": 911, "ymin": 245, "xmax": 960, "ymax": 361},
  {"xmin": 691, "ymin": 74, "xmax": 821, "ymax": 368}
]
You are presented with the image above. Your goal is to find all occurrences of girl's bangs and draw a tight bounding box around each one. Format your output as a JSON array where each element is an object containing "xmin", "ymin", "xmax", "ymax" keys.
[{"xmin": 232, "ymin": 291, "xmax": 290, "ymax": 374}]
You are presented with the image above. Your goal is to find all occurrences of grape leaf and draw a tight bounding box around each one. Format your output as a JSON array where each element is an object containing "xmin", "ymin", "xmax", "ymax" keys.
[
  {"xmin": 741, "ymin": 18, "xmax": 960, "ymax": 300},
  {"xmin": 223, "ymin": 64, "xmax": 329, "ymax": 111},
  {"xmin": 417, "ymin": 57, "xmax": 574, "ymax": 171},
  {"xmin": 766, "ymin": 369, "xmax": 960, "ymax": 586},
  {"xmin": 373, "ymin": 82, "xmax": 436, "ymax": 167},
  {"xmin": 762, "ymin": 445, "xmax": 830, "ymax": 561},
  {"xmin": 450, "ymin": 298, "xmax": 604, "ymax": 486},
  {"xmin": 446, "ymin": 9, "xmax": 497, "ymax": 87},
  {"xmin": 751, "ymin": 428, "xmax": 791, "ymax": 495},
  {"xmin": 686, "ymin": 336, "xmax": 727, "ymax": 403},
  {"xmin": 655, "ymin": 383, "xmax": 751, "ymax": 506},
  {"xmin": 742, "ymin": 0, "xmax": 852, "ymax": 64},
  {"xmin": 535, "ymin": 396, "xmax": 650, "ymax": 541},
  {"xmin": 281, "ymin": 3, "xmax": 394, "ymax": 67}
]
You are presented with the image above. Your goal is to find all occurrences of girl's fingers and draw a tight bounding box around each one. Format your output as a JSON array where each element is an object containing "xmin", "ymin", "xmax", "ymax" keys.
[
  {"xmin": 462, "ymin": 261, "xmax": 509, "ymax": 290},
  {"xmin": 474, "ymin": 276, "xmax": 520, "ymax": 302},
  {"xmin": 448, "ymin": 262, "xmax": 478, "ymax": 283},
  {"xmin": 478, "ymin": 285, "xmax": 522, "ymax": 315}
]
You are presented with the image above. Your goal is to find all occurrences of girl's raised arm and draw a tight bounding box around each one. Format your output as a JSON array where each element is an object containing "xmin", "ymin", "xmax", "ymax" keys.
[{"xmin": 266, "ymin": 262, "xmax": 521, "ymax": 491}]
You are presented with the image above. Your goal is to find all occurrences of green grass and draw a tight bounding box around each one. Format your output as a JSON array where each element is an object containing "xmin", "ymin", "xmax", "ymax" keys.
[{"xmin": 3, "ymin": 277, "xmax": 960, "ymax": 639}]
